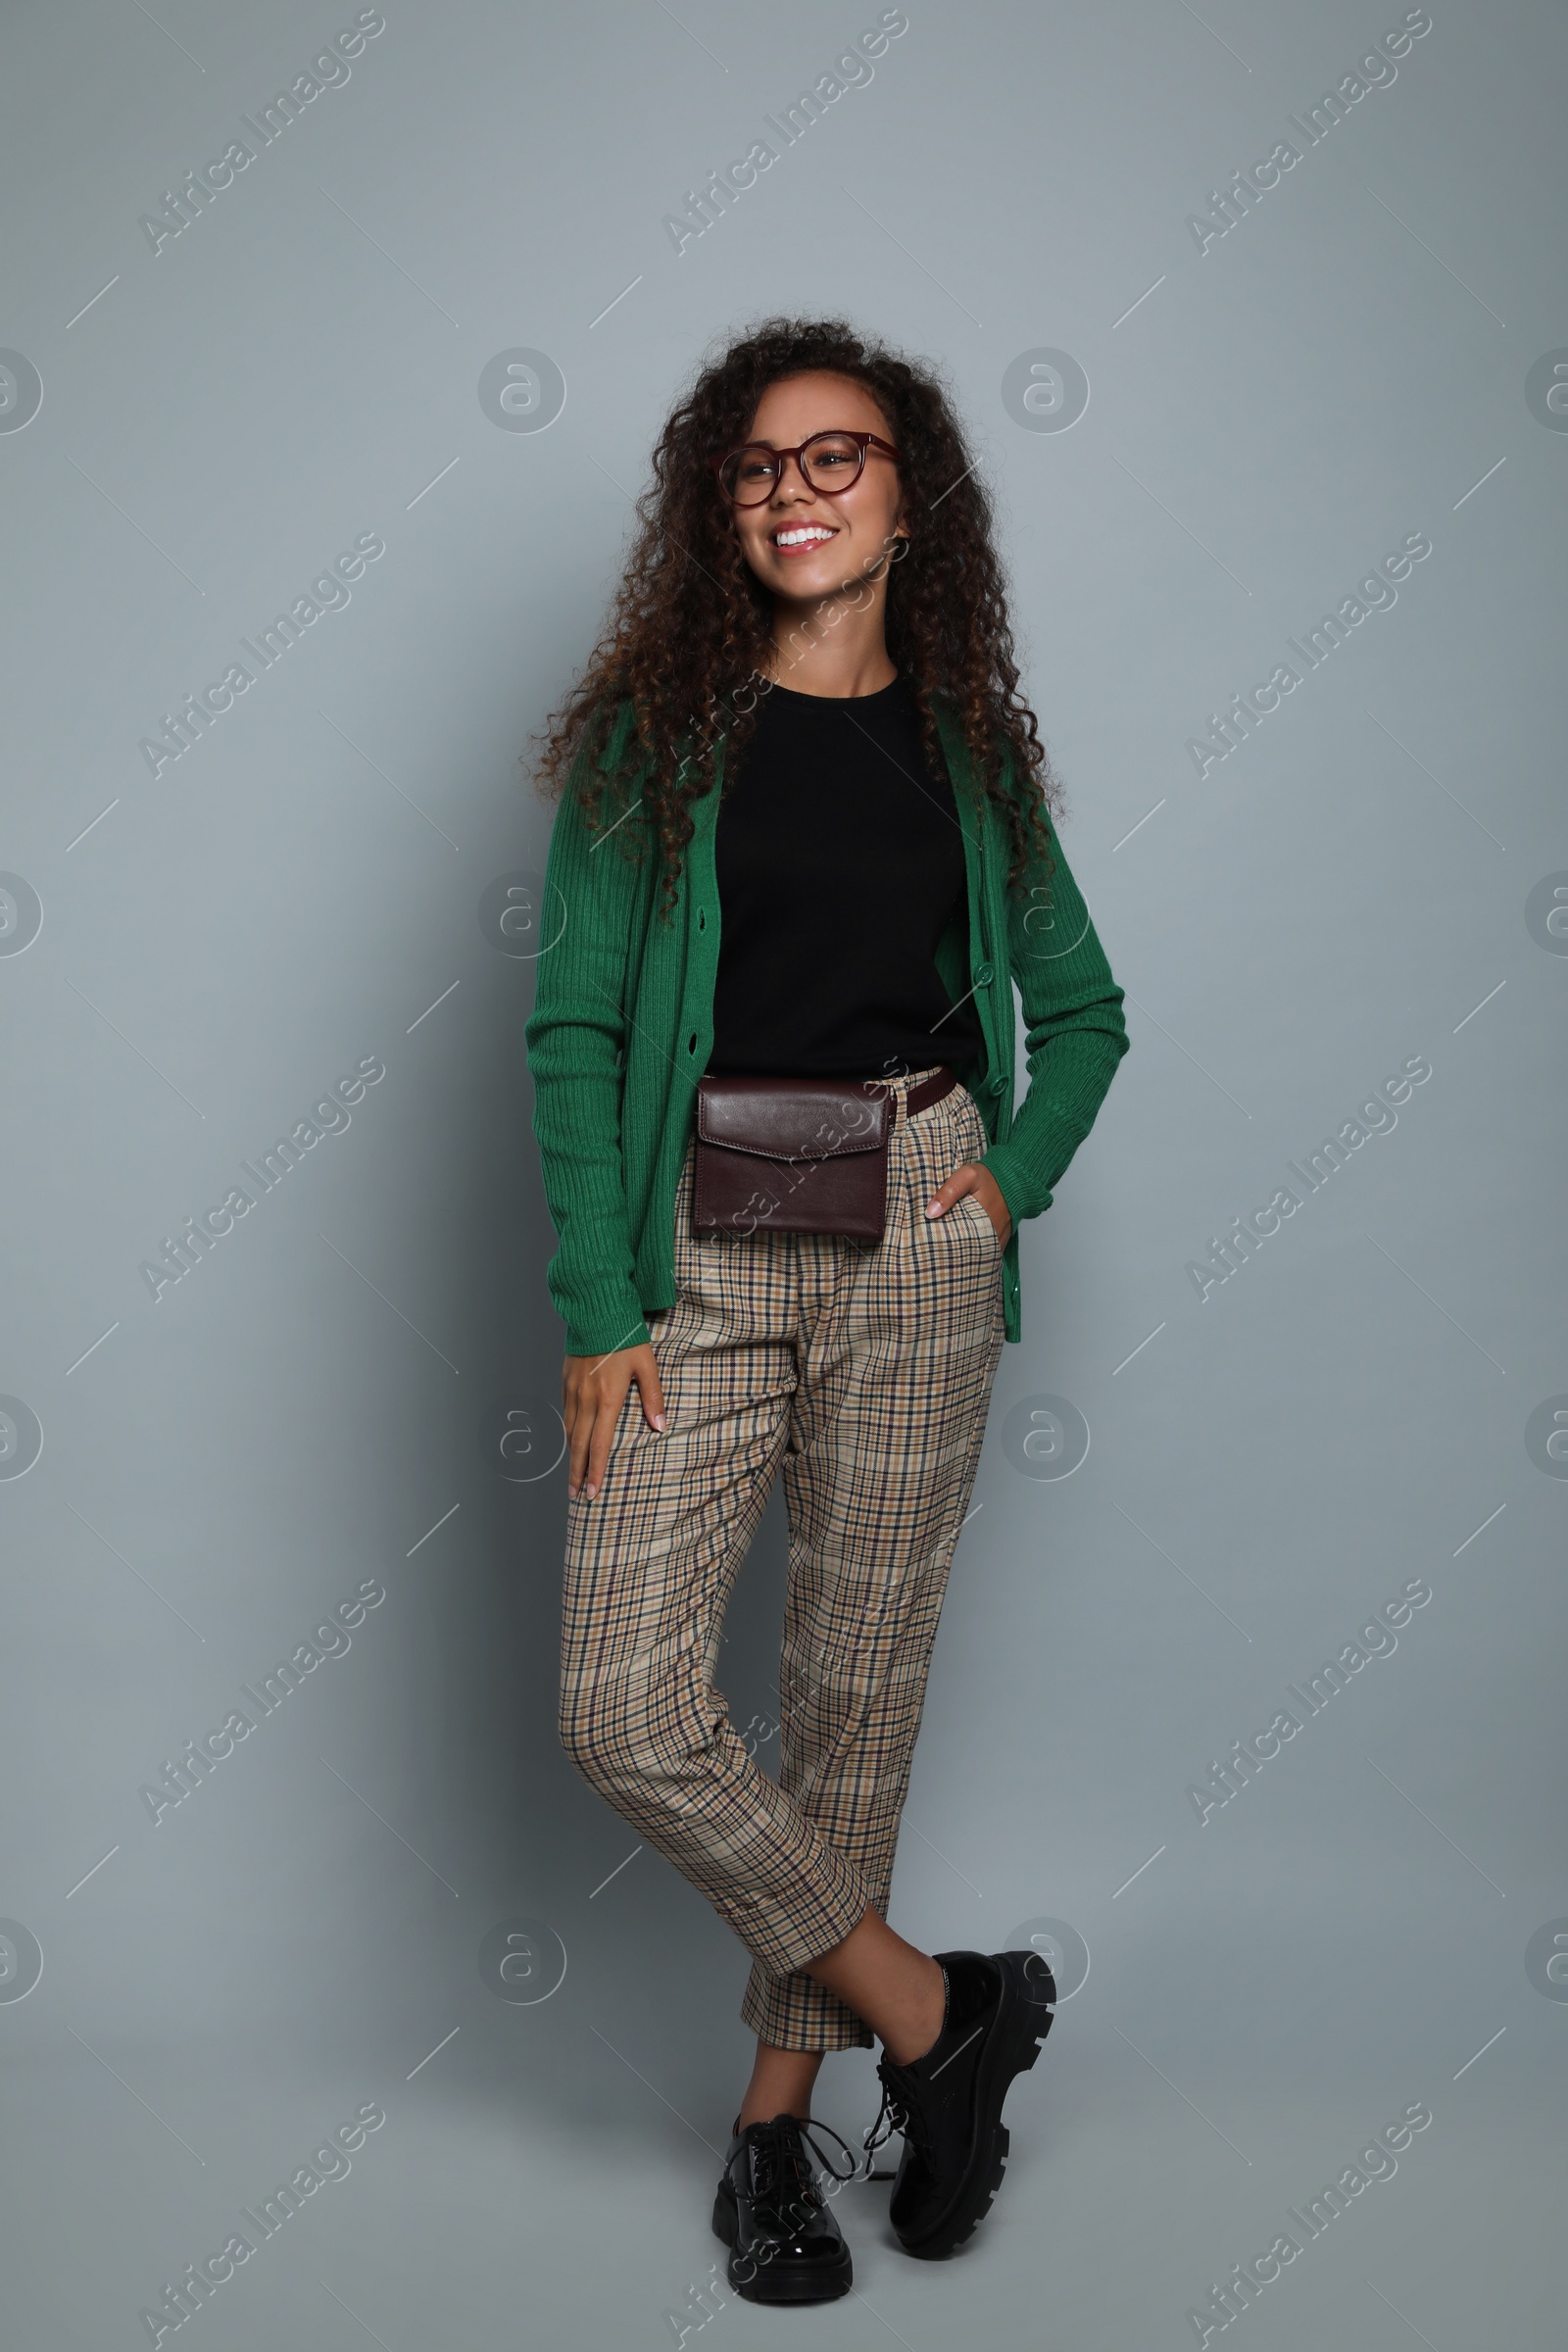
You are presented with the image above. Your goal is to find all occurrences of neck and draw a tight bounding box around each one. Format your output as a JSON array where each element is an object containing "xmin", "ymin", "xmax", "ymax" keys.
[{"xmin": 762, "ymin": 582, "xmax": 898, "ymax": 699}]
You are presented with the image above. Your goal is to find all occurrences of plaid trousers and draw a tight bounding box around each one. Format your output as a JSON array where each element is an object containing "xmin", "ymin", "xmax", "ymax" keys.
[{"xmin": 558, "ymin": 1068, "xmax": 1005, "ymax": 2051}]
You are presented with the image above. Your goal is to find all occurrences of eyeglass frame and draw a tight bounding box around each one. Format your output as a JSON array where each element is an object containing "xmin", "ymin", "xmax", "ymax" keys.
[{"xmin": 707, "ymin": 428, "xmax": 903, "ymax": 508}]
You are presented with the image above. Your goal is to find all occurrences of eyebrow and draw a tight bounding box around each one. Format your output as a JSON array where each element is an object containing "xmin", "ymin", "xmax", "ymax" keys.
[{"xmin": 741, "ymin": 428, "xmax": 867, "ymax": 447}]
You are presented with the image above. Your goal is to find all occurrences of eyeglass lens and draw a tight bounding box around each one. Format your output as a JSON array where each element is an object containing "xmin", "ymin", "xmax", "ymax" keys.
[{"xmin": 719, "ymin": 432, "xmax": 867, "ymax": 505}]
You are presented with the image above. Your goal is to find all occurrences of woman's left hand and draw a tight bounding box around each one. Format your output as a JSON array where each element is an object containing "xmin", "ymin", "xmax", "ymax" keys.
[{"xmin": 925, "ymin": 1162, "xmax": 1012, "ymax": 1246}]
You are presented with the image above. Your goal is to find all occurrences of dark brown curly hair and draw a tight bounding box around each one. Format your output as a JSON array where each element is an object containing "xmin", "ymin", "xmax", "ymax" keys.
[{"xmin": 527, "ymin": 314, "xmax": 1062, "ymax": 914}]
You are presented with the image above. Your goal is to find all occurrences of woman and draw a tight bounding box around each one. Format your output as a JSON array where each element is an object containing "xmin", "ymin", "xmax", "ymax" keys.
[{"xmin": 524, "ymin": 316, "xmax": 1129, "ymax": 2303}]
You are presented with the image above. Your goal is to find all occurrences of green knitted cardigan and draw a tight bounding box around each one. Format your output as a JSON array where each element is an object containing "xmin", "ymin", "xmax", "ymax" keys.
[{"xmin": 524, "ymin": 696, "xmax": 1130, "ymax": 1356}]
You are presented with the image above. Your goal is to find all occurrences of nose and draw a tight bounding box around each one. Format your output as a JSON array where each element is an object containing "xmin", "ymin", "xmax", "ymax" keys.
[{"xmin": 769, "ymin": 452, "xmax": 817, "ymax": 502}]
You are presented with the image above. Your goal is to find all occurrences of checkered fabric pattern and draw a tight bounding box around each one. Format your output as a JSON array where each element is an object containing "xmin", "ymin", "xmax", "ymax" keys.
[{"xmin": 558, "ymin": 1069, "xmax": 1005, "ymax": 2052}]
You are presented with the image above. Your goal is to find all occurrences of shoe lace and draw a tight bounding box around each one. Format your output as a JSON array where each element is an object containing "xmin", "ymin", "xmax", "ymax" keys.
[
  {"xmin": 860, "ymin": 2063, "xmax": 925, "ymax": 2182},
  {"xmin": 750, "ymin": 2113, "xmax": 858, "ymax": 2208}
]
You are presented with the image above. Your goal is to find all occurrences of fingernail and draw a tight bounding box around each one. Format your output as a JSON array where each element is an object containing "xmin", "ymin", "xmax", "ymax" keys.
[
  {"xmin": 585, "ymin": 1483, "xmax": 598, "ymax": 1500},
  {"xmin": 653, "ymin": 1413, "xmax": 666, "ymax": 1432},
  {"xmin": 925, "ymin": 1199, "xmax": 942, "ymax": 1217}
]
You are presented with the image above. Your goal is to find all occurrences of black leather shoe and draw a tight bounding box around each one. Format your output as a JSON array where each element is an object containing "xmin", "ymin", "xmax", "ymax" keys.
[
  {"xmin": 862, "ymin": 1947, "xmax": 1055, "ymax": 2259},
  {"xmin": 711, "ymin": 2111, "xmax": 856, "ymax": 2304}
]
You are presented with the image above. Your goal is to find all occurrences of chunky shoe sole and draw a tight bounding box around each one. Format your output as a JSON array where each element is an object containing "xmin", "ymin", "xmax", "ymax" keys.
[
  {"xmin": 711, "ymin": 2174, "xmax": 853, "ymax": 2304},
  {"xmin": 895, "ymin": 1948, "xmax": 1055, "ymax": 2260}
]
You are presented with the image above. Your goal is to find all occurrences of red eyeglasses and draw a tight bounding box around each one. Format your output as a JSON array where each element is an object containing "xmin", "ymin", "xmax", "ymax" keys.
[{"xmin": 708, "ymin": 429, "xmax": 902, "ymax": 508}]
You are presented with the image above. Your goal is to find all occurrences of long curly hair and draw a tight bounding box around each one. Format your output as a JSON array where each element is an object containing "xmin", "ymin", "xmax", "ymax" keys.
[{"xmin": 527, "ymin": 314, "xmax": 1062, "ymax": 914}]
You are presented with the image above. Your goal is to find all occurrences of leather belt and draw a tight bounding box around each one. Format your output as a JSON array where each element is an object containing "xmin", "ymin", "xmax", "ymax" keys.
[{"xmin": 882, "ymin": 1065, "xmax": 959, "ymax": 1124}]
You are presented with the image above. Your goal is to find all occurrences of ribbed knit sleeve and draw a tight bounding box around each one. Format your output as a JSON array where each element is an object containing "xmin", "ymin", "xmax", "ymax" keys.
[
  {"xmin": 979, "ymin": 817, "xmax": 1130, "ymax": 1225},
  {"xmin": 523, "ymin": 716, "xmax": 656, "ymax": 1358}
]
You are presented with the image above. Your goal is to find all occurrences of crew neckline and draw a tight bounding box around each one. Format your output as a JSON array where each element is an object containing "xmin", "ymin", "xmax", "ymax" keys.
[{"xmin": 760, "ymin": 671, "xmax": 906, "ymax": 707}]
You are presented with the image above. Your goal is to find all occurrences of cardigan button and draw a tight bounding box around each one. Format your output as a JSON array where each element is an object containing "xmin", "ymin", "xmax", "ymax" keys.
[
  {"xmin": 975, "ymin": 961, "xmax": 995, "ymax": 985},
  {"xmin": 989, "ymin": 1072, "xmax": 1007, "ymax": 1096}
]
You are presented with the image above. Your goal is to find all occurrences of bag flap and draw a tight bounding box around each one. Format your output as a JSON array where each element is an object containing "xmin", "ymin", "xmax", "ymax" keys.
[{"xmin": 697, "ymin": 1078, "xmax": 888, "ymax": 1162}]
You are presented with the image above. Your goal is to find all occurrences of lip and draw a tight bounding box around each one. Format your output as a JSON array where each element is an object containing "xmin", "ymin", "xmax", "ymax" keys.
[{"xmin": 769, "ymin": 520, "xmax": 840, "ymax": 557}]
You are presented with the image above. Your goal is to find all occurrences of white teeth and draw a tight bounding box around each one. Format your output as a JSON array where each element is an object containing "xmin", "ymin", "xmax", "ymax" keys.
[{"xmin": 775, "ymin": 527, "xmax": 835, "ymax": 546}]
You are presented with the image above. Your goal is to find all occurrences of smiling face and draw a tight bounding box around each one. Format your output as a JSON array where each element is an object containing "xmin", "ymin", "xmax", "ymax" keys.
[{"xmin": 724, "ymin": 369, "xmax": 906, "ymax": 609}]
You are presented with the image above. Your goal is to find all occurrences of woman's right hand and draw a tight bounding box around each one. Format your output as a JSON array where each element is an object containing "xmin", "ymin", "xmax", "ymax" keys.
[{"xmin": 563, "ymin": 1343, "xmax": 666, "ymax": 1501}]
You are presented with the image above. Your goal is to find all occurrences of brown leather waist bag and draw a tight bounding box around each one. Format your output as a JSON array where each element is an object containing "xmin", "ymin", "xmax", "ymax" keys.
[{"xmin": 692, "ymin": 1068, "xmax": 957, "ymax": 1241}]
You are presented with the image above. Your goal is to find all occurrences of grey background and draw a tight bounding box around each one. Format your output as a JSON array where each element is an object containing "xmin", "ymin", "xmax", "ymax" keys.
[{"xmin": 2, "ymin": 0, "xmax": 1564, "ymax": 2344}]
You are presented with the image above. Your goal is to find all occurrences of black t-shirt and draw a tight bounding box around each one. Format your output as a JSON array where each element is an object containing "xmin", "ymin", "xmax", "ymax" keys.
[{"xmin": 708, "ymin": 673, "xmax": 985, "ymax": 1080}]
